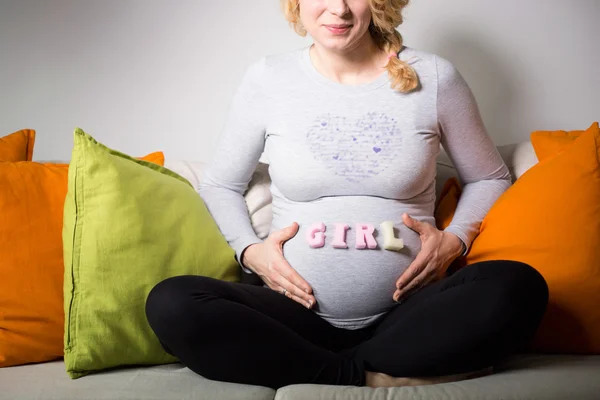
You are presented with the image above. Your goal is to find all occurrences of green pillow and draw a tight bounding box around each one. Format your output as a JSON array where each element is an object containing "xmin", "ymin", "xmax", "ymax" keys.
[{"xmin": 63, "ymin": 128, "xmax": 240, "ymax": 379}]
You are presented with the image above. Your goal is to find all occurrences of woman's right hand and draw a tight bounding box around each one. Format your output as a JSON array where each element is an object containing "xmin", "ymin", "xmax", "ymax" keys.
[{"xmin": 242, "ymin": 222, "xmax": 316, "ymax": 309}]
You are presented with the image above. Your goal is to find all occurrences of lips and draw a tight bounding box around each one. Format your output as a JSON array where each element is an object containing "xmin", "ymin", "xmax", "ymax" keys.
[
  {"xmin": 324, "ymin": 24, "xmax": 352, "ymax": 34},
  {"xmin": 326, "ymin": 24, "xmax": 351, "ymax": 28}
]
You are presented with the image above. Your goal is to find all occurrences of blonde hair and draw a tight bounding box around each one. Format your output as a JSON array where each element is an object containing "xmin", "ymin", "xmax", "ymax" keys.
[{"xmin": 280, "ymin": 0, "xmax": 419, "ymax": 93}]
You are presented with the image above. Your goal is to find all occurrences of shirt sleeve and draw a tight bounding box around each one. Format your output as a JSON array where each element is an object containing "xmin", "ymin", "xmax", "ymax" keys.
[
  {"xmin": 198, "ymin": 58, "xmax": 267, "ymax": 273},
  {"xmin": 435, "ymin": 55, "xmax": 512, "ymax": 256}
]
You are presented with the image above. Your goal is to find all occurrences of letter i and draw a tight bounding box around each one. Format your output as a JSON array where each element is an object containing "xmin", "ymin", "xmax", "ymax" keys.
[{"xmin": 331, "ymin": 223, "xmax": 349, "ymax": 248}]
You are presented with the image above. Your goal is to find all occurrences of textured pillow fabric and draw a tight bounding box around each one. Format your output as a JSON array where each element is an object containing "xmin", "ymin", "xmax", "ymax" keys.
[
  {"xmin": 530, "ymin": 123, "xmax": 597, "ymax": 161},
  {"xmin": 465, "ymin": 122, "xmax": 600, "ymax": 353},
  {"xmin": 0, "ymin": 129, "xmax": 35, "ymax": 161},
  {"xmin": 0, "ymin": 154, "xmax": 164, "ymax": 368},
  {"xmin": 63, "ymin": 128, "xmax": 239, "ymax": 378}
]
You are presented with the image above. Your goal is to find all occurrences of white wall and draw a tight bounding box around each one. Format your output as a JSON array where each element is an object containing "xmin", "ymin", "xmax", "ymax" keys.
[{"xmin": 0, "ymin": 0, "xmax": 598, "ymax": 162}]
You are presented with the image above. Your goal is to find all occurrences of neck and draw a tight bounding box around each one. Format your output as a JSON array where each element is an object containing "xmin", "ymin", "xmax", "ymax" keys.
[{"xmin": 310, "ymin": 34, "xmax": 387, "ymax": 85}]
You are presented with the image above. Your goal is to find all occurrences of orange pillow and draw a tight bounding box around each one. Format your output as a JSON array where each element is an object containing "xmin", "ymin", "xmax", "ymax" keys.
[
  {"xmin": 465, "ymin": 121, "xmax": 600, "ymax": 354},
  {"xmin": 0, "ymin": 152, "xmax": 164, "ymax": 367},
  {"xmin": 435, "ymin": 177, "xmax": 468, "ymax": 274},
  {"xmin": 144, "ymin": 151, "xmax": 164, "ymax": 165},
  {"xmin": 0, "ymin": 129, "xmax": 36, "ymax": 161},
  {"xmin": 531, "ymin": 126, "xmax": 587, "ymax": 161},
  {"xmin": 435, "ymin": 177, "xmax": 462, "ymax": 230}
]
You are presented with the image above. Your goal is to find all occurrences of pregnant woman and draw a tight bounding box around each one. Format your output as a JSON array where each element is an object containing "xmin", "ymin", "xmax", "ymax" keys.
[{"xmin": 145, "ymin": 0, "xmax": 548, "ymax": 389}]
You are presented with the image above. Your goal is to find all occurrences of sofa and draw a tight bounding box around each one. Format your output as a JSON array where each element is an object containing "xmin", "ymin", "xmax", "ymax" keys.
[{"xmin": 2, "ymin": 139, "xmax": 600, "ymax": 400}]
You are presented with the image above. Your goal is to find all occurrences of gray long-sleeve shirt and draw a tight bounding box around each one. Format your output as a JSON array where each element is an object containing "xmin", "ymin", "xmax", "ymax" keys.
[{"xmin": 198, "ymin": 45, "xmax": 512, "ymax": 329}]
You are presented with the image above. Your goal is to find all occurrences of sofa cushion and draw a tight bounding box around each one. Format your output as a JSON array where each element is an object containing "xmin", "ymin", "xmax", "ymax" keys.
[
  {"xmin": 62, "ymin": 129, "xmax": 239, "ymax": 378},
  {"xmin": 0, "ymin": 129, "xmax": 35, "ymax": 161},
  {"xmin": 434, "ymin": 177, "xmax": 462, "ymax": 230},
  {"xmin": 465, "ymin": 122, "xmax": 600, "ymax": 353},
  {"xmin": 2, "ymin": 355, "xmax": 599, "ymax": 400},
  {"xmin": 0, "ymin": 360, "xmax": 275, "ymax": 400},
  {"xmin": 530, "ymin": 124, "xmax": 590, "ymax": 161},
  {"xmin": 273, "ymin": 354, "xmax": 600, "ymax": 400},
  {"xmin": 0, "ymin": 153, "xmax": 163, "ymax": 368},
  {"xmin": 165, "ymin": 160, "xmax": 273, "ymax": 240}
]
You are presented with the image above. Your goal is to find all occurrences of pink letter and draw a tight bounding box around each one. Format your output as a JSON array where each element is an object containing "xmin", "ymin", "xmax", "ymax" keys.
[
  {"xmin": 355, "ymin": 223, "xmax": 377, "ymax": 249},
  {"xmin": 331, "ymin": 223, "xmax": 349, "ymax": 249},
  {"xmin": 306, "ymin": 222, "xmax": 326, "ymax": 248}
]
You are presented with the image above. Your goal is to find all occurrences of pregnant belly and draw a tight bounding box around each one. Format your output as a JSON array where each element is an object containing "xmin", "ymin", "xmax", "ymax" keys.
[{"xmin": 273, "ymin": 197, "xmax": 435, "ymax": 329}]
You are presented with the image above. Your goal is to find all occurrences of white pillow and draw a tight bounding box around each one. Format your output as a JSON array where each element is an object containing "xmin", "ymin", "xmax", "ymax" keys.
[
  {"xmin": 498, "ymin": 141, "xmax": 539, "ymax": 180},
  {"xmin": 164, "ymin": 160, "xmax": 273, "ymax": 240}
]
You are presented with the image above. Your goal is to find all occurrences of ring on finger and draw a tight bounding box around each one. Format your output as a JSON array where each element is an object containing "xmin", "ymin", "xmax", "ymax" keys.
[{"xmin": 281, "ymin": 288, "xmax": 287, "ymax": 296}]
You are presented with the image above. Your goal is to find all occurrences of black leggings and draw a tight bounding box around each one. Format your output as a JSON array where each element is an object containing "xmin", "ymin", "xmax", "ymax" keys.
[{"xmin": 145, "ymin": 260, "xmax": 548, "ymax": 389}]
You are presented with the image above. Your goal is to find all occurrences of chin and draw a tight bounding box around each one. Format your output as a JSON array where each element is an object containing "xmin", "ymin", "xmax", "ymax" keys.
[{"xmin": 316, "ymin": 37, "xmax": 356, "ymax": 52}]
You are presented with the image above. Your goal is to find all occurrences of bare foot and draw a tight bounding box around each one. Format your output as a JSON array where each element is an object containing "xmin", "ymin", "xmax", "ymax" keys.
[{"xmin": 365, "ymin": 366, "xmax": 494, "ymax": 388}]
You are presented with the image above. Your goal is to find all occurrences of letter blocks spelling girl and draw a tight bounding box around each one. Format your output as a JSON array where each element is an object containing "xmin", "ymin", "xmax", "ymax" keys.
[{"xmin": 306, "ymin": 222, "xmax": 404, "ymax": 251}]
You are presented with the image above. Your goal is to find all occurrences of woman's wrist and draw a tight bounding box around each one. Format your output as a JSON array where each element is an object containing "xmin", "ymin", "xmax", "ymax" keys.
[
  {"xmin": 241, "ymin": 243, "xmax": 260, "ymax": 271},
  {"xmin": 443, "ymin": 232, "xmax": 466, "ymax": 258}
]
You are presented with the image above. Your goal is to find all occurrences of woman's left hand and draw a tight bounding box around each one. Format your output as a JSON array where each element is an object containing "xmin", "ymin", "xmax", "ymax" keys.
[{"xmin": 393, "ymin": 213, "xmax": 465, "ymax": 303}]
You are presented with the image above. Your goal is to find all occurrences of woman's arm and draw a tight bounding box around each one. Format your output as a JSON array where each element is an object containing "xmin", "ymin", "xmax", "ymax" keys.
[
  {"xmin": 435, "ymin": 55, "xmax": 512, "ymax": 256},
  {"xmin": 198, "ymin": 58, "xmax": 267, "ymax": 271}
]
